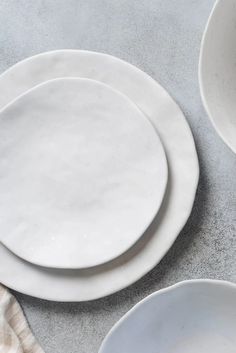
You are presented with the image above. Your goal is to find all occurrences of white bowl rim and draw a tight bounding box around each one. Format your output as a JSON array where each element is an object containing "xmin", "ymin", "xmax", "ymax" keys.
[
  {"xmin": 198, "ymin": 0, "xmax": 236, "ymax": 154},
  {"xmin": 99, "ymin": 278, "xmax": 236, "ymax": 352}
]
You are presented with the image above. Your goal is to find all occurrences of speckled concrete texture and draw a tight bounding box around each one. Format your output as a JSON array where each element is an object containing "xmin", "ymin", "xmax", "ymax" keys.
[{"xmin": 0, "ymin": 1, "xmax": 236, "ymax": 352}]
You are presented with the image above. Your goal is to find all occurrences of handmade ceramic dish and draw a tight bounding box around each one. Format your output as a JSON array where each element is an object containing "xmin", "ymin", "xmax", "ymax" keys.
[
  {"xmin": 0, "ymin": 77, "xmax": 167, "ymax": 268},
  {"xmin": 99, "ymin": 280, "xmax": 236, "ymax": 353},
  {"xmin": 199, "ymin": 0, "xmax": 236, "ymax": 153},
  {"xmin": 0, "ymin": 50, "xmax": 199, "ymax": 301}
]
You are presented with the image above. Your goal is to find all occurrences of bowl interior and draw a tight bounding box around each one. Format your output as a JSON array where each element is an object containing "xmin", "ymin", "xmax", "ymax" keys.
[
  {"xmin": 200, "ymin": 0, "xmax": 236, "ymax": 152},
  {"xmin": 100, "ymin": 281, "xmax": 236, "ymax": 353}
]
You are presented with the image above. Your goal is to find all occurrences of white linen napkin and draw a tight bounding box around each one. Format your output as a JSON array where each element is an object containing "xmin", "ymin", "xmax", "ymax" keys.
[{"xmin": 0, "ymin": 284, "xmax": 44, "ymax": 353}]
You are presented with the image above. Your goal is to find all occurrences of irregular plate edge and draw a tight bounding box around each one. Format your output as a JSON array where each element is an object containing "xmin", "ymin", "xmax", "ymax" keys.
[{"xmin": 0, "ymin": 50, "xmax": 199, "ymax": 301}]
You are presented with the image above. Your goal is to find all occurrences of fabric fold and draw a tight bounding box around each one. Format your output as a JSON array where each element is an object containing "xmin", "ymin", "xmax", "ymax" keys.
[{"xmin": 0, "ymin": 285, "xmax": 44, "ymax": 353}]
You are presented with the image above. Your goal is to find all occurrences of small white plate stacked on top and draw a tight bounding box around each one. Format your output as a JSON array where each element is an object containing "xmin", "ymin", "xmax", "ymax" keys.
[
  {"xmin": 0, "ymin": 50, "xmax": 199, "ymax": 301},
  {"xmin": 0, "ymin": 77, "xmax": 167, "ymax": 269}
]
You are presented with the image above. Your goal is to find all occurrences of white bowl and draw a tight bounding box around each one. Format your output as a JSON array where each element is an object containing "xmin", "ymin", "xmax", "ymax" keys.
[
  {"xmin": 99, "ymin": 280, "xmax": 236, "ymax": 353},
  {"xmin": 199, "ymin": 0, "xmax": 236, "ymax": 153}
]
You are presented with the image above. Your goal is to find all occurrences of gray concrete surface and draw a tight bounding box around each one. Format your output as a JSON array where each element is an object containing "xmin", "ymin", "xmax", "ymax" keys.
[{"xmin": 0, "ymin": 1, "xmax": 236, "ymax": 352}]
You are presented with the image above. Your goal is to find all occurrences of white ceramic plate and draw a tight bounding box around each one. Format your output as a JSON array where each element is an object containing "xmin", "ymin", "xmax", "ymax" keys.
[
  {"xmin": 199, "ymin": 0, "xmax": 236, "ymax": 153},
  {"xmin": 0, "ymin": 50, "xmax": 199, "ymax": 301},
  {"xmin": 99, "ymin": 280, "xmax": 236, "ymax": 353},
  {"xmin": 0, "ymin": 77, "xmax": 167, "ymax": 269}
]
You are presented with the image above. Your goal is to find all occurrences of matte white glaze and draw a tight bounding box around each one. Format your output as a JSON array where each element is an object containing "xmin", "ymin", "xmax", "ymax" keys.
[
  {"xmin": 100, "ymin": 280, "xmax": 236, "ymax": 353},
  {"xmin": 0, "ymin": 50, "xmax": 199, "ymax": 301},
  {"xmin": 0, "ymin": 78, "xmax": 167, "ymax": 268},
  {"xmin": 199, "ymin": 0, "xmax": 236, "ymax": 153}
]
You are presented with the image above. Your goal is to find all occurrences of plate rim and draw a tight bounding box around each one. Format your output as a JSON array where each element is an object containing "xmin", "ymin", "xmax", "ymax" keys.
[{"xmin": 0, "ymin": 49, "xmax": 199, "ymax": 301}]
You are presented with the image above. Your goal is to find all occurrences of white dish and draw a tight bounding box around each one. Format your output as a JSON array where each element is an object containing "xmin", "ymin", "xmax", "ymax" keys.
[
  {"xmin": 99, "ymin": 280, "xmax": 236, "ymax": 353},
  {"xmin": 0, "ymin": 50, "xmax": 199, "ymax": 301},
  {"xmin": 0, "ymin": 77, "xmax": 167, "ymax": 269},
  {"xmin": 199, "ymin": 0, "xmax": 236, "ymax": 153}
]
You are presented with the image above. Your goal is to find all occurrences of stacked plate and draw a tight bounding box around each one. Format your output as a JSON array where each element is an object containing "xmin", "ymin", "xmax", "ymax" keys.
[{"xmin": 0, "ymin": 50, "xmax": 199, "ymax": 301}]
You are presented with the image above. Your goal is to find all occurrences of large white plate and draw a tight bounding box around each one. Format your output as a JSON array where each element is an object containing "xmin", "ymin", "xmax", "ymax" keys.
[
  {"xmin": 199, "ymin": 0, "xmax": 236, "ymax": 153},
  {"xmin": 99, "ymin": 280, "xmax": 236, "ymax": 353},
  {"xmin": 0, "ymin": 50, "xmax": 199, "ymax": 301},
  {"xmin": 0, "ymin": 77, "xmax": 167, "ymax": 269}
]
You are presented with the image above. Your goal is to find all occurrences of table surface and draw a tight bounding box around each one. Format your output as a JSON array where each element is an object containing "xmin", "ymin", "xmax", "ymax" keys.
[{"xmin": 1, "ymin": 1, "xmax": 236, "ymax": 352}]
